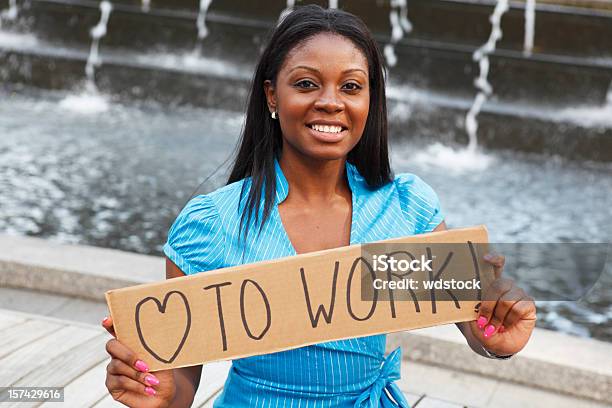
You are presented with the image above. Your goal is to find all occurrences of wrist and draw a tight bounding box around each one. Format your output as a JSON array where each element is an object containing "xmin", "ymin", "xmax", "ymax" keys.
[{"xmin": 480, "ymin": 344, "xmax": 514, "ymax": 360}]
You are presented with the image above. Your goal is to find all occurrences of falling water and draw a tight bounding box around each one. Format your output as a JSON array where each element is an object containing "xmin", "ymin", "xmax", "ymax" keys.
[
  {"xmin": 523, "ymin": 0, "xmax": 536, "ymax": 56},
  {"xmin": 465, "ymin": 0, "xmax": 509, "ymax": 151},
  {"xmin": 413, "ymin": 1, "xmax": 509, "ymax": 173},
  {"xmin": 279, "ymin": 0, "xmax": 295, "ymax": 23},
  {"xmin": 0, "ymin": 0, "xmax": 19, "ymax": 25},
  {"xmin": 59, "ymin": 1, "xmax": 112, "ymax": 114},
  {"xmin": 329, "ymin": 0, "xmax": 338, "ymax": 8},
  {"xmin": 141, "ymin": 0, "xmax": 150, "ymax": 13},
  {"xmin": 85, "ymin": 1, "xmax": 112, "ymax": 89},
  {"xmin": 384, "ymin": 0, "xmax": 412, "ymax": 68},
  {"xmin": 193, "ymin": 0, "xmax": 213, "ymax": 57}
]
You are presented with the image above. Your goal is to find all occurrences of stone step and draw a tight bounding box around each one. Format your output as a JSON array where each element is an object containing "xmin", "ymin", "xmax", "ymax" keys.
[
  {"xmin": 6, "ymin": 0, "xmax": 610, "ymax": 58},
  {"xmin": 3, "ymin": 0, "xmax": 610, "ymax": 106}
]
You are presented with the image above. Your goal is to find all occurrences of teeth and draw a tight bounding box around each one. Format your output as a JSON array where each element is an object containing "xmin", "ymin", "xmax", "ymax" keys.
[{"xmin": 311, "ymin": 124, "xmax": 343, "ymax": 133}]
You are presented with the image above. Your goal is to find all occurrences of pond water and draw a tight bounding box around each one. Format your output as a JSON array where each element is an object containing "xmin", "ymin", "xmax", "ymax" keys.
[{"xmin": 1, "ymin": 87, "xmax": 610, "ymax": 342}]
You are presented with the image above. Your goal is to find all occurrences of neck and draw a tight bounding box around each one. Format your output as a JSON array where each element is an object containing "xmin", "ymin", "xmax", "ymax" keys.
[{"xmin": 278, "ymin": 149, "xmax": 350, "ymax": 203}]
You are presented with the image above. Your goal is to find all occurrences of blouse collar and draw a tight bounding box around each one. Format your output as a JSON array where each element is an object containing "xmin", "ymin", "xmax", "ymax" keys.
[{"xmin": 273, "ymin": 156, "xmax": 364, "ymax": 205}]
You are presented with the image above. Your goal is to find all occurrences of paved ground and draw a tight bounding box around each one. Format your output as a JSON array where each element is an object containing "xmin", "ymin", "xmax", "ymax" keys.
[{"xmin": 1, "ymin": 287, "xmax": 609, "ymax": 408}]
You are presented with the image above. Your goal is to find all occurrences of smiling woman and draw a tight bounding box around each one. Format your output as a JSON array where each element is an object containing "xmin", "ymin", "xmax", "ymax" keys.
[{"xmin": 102, "ymin": 4, "xmax": 536, "ymax": 408}]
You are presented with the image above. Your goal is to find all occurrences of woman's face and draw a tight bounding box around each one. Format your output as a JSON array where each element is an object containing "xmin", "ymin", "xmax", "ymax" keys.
[{"xmin": 265, "ymin": 32, "xmax": 370, "ymax": 161}]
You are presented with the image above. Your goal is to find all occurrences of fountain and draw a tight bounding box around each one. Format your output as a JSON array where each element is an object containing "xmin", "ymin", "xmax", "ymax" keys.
[
  {"xmin": 59, "ymin": 1, "xmax": 113, "ymax": 114},
  {"xmin": 412, "ymin": 1, "xmax": 512, "ymax": 172},
  {"xmin": 0, "ymin": 0, "xmax": 18, "ymax": 26},
  {"xmin": 194, "ymin": 0, "xmax": 213, "ymax": 56},
  {"xmin": 524, "ymin": 0, "xmax": 536, "ymax": 56},
  {"xmin": 384, "ymin": 0, "xmax": 412, "ymax": 68},
  {"xmin": 141, "ymin": 0, "xmax": 151, "ymax": 13}
]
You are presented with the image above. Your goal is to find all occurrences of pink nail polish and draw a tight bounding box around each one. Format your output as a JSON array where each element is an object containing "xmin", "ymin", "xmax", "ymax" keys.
[
  {"xmin": 145, "ymin": 374, "xmax": 160, "ymax": 386},
  {"xmin": 145, "ymin": 386, "xmax": 156, "ymax": 396},
  {"xmin": 477, "ymin": 316, "xmax": 488, "ymax": 329},
  {"xmin": 135, "ymin": 360, "xmax": 149, "ymax": 372},
  {"xmin": 102, "ymin": 316, "xmax": 109, "ymax": 324},
  {"xmin": 484, "ymin": 324, "xmax": 496, "ymax": 338}
]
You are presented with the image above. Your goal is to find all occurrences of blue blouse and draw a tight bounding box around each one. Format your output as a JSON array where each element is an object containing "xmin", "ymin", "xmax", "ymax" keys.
[{"xmin": 163, "ymin": 157, "xmax": 444, "ymax": 408}]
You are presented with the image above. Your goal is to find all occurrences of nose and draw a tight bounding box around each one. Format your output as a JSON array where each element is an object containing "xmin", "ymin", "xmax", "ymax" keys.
[{"xmin": 314, "ymin": 86, "xmax": 345, "ymax": 113}]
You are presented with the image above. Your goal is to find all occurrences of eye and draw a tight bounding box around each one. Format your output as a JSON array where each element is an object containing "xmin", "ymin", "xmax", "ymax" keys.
[
  {"xmin": 342, "ymin": 82, "xmax": 363, "ymax": 92},
  {"xmin": 294, "ymin": 80, "xmax": 317, "ymax": 89}
]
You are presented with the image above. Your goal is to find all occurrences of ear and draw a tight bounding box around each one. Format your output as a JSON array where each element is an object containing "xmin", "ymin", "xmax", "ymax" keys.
[{"xmin": 263, "ymin": 80, "xmax": 277, "ymax": 114}]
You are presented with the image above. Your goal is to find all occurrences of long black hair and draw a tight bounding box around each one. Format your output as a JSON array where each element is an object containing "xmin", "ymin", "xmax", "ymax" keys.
[{"xmin": 227, "ymin": 4, "xmax": 393, "ymax": 241}]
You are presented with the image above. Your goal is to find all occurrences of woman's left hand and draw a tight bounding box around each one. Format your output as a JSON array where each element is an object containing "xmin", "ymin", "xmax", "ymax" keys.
[{"xmin": 469, "ymin": 253, "xmax": 537, "ymax": 356}]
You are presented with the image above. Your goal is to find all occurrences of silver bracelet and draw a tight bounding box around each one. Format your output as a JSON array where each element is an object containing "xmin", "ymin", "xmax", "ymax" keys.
[{"xmin": 481, "ymin": 345, "xmax": 514, "ymax": 360}]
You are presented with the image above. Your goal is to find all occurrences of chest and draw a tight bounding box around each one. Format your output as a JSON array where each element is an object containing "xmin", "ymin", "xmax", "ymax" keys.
[{"xmin": 277, "ymin": 199, "xmax": 352, "ymax": 254}]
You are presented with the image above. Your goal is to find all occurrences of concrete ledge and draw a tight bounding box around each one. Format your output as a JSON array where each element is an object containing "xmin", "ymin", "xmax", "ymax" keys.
[
  {"xmin": 387, "ymin": 324, "xmax": 612, "ymax": 404},
  {"xmin": 2, "ymin": 234, "xmax": 611, "ymax": 404},
  {"xmin": 0, "ymin": 234, "xmax": 163, "ymax": 300}
]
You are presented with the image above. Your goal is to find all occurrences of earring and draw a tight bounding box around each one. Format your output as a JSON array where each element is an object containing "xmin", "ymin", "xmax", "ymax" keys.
[{"xmin": 271, "ymin": 111, "xmax": 277, "ymax": 119}]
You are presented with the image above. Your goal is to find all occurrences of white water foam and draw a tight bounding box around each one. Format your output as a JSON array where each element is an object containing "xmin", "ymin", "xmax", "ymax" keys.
[
  {"xmin": 0, "ymin": 29, "xmax": 37, "ymax": 48},
  {"xmin": 329, "ymin": 0, "xmax": 338, "ymax": 8},
  {"xmin": 59, "ymin": 89, "xmax": 110, "ymax": 114},
  {"xmin": 410, "ymin": 142, "xmax": 495, "ymax": 174},
  {"xmin": 134, "ymin": 52, "xmax": 250, "ymax": 79}
]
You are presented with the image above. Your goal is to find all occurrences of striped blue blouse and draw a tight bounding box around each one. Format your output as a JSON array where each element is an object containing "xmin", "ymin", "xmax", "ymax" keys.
[{"xmin": 163, "ymin": 157, "xmax": 444, "ymax": 407}]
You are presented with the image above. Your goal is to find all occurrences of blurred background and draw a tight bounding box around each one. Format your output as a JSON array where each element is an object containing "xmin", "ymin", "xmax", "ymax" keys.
[{"xmin": 0, "ymin": 1, "xmax": 611, "ymax": 405}]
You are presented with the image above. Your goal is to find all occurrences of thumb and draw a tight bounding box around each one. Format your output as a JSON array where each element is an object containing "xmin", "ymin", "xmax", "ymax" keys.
[{"xmin": 101, "ymin": 315, "xmax": 116, "ymax": 338}]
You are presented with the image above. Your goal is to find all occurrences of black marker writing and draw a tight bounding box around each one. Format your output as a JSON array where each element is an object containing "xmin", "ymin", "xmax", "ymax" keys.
[
  {"xmin": 300, "ymin": 261, "xmax": 339, "ymax": 328},
  {"xmin": 203, "ymin": 282, "xmax": 232, "ymax": 351},
  {"xmin": 240, "ymin": 279, "xmax": 271, "ymax": 340}
]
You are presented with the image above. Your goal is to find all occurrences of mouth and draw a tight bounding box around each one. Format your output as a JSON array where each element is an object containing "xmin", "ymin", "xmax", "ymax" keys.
[
  {"xmin": 305, "ymin": 123, "xmax": 348, "ymax": 134},
  {"xmin": 305, "ymin": 123, "xmax": 348, "ymax": 143}
]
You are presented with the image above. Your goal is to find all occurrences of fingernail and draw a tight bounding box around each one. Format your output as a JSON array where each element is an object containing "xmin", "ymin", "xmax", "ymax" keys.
[
  {"xmin": 483, "ymin": 254, "xmax": 493, "ymax": 261},
  {"xmin": 484, "ymin": 324, "xmax": 496, "ymax": 338},
  {"xmin": 499, "ymin": 325, "xmax": 505, "ymax": 333},
  {"xmin": 102, "ymin": 316, "xmax": 109, "ymax": 325},
  {"xmin": 145, "ymin": 374, "xmax": 160, "ymax": 386},
  {"xmin": 477, "ymin": 316, "xmax": 488, "ymax": 329},
  {"xmin": 135, "ymin": 360, "xmax": 149, "ymax": 372},
  {"xmin": 145, "ymin": 386, "xmax": 156, "ymax": 396}
]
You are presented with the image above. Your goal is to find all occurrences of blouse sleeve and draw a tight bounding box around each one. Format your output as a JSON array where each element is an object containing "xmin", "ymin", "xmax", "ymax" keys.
[
  {"xmin": 395, "ymin": 173, "xmax": 445, "ymax": 234},
  {"xmin": 163, "ymin": 194, "xmax": 225, "ymax": 275}
]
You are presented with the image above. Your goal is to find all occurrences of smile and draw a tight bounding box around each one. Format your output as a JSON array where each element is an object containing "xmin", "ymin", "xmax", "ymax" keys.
[{"xmin": 306, "ymin": 124, "xmax": 345, "ymax": 134}]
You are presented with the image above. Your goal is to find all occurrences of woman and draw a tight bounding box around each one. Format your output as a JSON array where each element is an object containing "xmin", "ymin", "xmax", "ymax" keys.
[{"xmin": 103, "ymin": 5, "xmax": 536, "ymax": 407}]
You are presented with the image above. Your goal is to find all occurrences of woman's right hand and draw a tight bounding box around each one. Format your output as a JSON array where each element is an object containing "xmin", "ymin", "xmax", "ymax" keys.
[{"xmin": 103, "ymin": 316, "xmax": 177, "ymax": 408}]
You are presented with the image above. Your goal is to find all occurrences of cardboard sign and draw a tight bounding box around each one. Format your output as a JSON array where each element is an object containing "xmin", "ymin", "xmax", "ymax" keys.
[{"xmin": 105, "ymin": 226, "xmax": 493, "ymax": 371}]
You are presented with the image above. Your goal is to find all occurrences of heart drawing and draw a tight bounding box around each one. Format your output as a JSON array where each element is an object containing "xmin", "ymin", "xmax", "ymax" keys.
[{"xmin": 135, "ymin": 290, "xmax": 192, "ymax": 364}]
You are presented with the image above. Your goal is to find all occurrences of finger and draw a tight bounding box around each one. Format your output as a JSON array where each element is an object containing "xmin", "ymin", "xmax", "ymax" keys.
[
  {"xmin": 483, "ymin": 252, "xmax": 505, "ymax": 279},
  {"xmin": 102, "ymin": 316, "xmax": 116, "ymax": 338},
  {"xmin": 107, "ymin": 358, "xmax": 161, "ymax": 387},
  {"xmin": 502, "ymin": 296, "xmax": 537, "ymax": 329},
  {"xmin": 477, "ymin": 278, "xmax": 514, "ymax": 331},
  {"xmin": 488, "ymin": 287, "xmax": 526, "ymax": 330},
  {"xmin": 105, "ymin": 339, "xmax": 150, "ymax": 373},
  {"xmin": 106, "ymin": 373, "xmax": 157, "ymax": 397}
]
